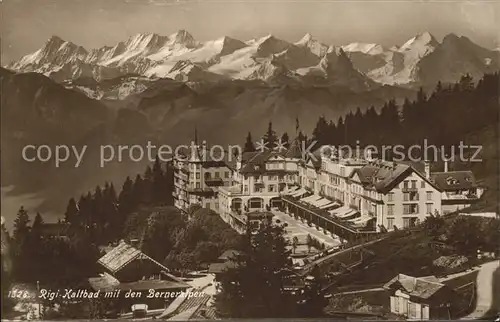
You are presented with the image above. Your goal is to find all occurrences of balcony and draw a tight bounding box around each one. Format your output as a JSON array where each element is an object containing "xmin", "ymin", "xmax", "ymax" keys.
[
  {"xmin": 205, "ymin": 177, "xmax": 224, "ymax": 187},
  {"xmin": 402, "ymin": 187, "xmax": 418, "ymax": 192},
  {"xmin": 403, "ymin": 197, "xmax": 420, "ymax": 202},
  {"xmin": 186, "ymin": 187, "xmax": 216, "ymax": 196},
  {"xmin": 443, "ymin": 192, "xmax": 480, "ymax": 200}
]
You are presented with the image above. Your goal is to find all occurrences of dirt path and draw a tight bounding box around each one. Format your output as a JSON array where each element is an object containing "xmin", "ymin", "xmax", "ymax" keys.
[{"xmin": 461, "ymin": 260, "xmax": 500, "ymax": 319}]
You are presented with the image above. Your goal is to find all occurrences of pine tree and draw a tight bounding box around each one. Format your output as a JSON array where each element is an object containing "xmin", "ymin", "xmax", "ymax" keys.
[
  {"xmin": 133, "ymin": 174, "xmax": 146, "ymax": 205},
  {"xmin": 119, "ymin": 176, "xmax": 135, "ymax": 215},
  {"xmin": 281, "ymin": 132, "xmax": 290, "ymax": 149},
  {"xmin": 12, "ymin": 206, "xmax": 31, "ymax": 281},
  {"xmin": 312, "ymin": 116, "xmax": 329, "ymax": 147},
  {"xmin": 262, "ymin": 122, "xmax": 278, "ymax": 150},
  {"xmin": 243, "ymin": 132, "xmax": 256, "ymax": 153},
  {"xmin": 64, "ymin": 198, "xmax": 79, "ymax": 225},
  {"xmin": 164, "ymin": 162, "xmax": 175, "ymax": 206},
  {"xmin": 215, "ymin": 224, "xmax": 298, "ymax": 318},
  {"xmin": 152, "ymin": 156, "xmax": 166, "ymax": 204},
  {"xmin": 1, "ymin": 221, "xmax": 13, "ymax": 314},
  {"xmin": 31, "ymin": 213, "xmax": 44, "ymax": 239},
  {"xmin": 379, "ymin": 99, "xmax": 401, "ymax": 147},
  {"xmin": 142, "ymin": 166, "xmax": 154, "ymax": 204},
  {"xmin": 12, "ymin": 206, "xmax": 30, "ymax": 249}
]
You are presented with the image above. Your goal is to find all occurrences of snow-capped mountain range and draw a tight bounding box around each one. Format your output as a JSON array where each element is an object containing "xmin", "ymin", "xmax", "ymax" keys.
[{"xmin": 7, "ymin": 30, "xmax": 499, "ymax": 91}]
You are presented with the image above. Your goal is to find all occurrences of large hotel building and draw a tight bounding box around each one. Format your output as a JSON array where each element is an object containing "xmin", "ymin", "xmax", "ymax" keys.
[{"xmin": 173, "ymin": 139, "xmax": 484, "ymax": 240}]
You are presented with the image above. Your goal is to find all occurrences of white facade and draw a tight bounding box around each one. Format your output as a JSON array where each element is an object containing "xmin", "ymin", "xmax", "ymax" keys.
[
  {"xmin": 173, "ymin": 142, "xmax": 234, "ymax": 213},
  {"xmin": 295, "ymin": 157, "xmax": 445, "ymax": 232},
  {"xmin": 217, "ymin": 151, "xmax": 301, "ymax": 231},
  {"xmin": 390, "ymin": 290, "xmax": 430, "ymax": 320}
]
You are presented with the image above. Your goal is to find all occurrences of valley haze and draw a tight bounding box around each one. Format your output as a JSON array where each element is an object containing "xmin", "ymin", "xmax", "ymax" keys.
[{"xmin": 0, "ymin": 0, "xmax": 498, "ymax": 229}]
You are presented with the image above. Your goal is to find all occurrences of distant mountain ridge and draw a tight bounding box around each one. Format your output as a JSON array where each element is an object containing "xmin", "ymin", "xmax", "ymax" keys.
[
  {"xmin": 341, "ymin": 32, "xmax": 499, "ymax": 85},
  {"xmin": 7, "ymin": 30, "xmax": 499, "ymax": 93}
]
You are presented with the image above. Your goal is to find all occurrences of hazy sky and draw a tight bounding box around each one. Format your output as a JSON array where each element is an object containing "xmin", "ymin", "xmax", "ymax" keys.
[{"xmin": 1, "ymin": 0, "xmax": 499, "ymax": 63}]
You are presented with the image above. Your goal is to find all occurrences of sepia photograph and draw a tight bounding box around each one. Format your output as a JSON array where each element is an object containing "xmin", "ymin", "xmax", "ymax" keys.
[{"xmin": 1, "ymin": 0, "xmax": 499, "ymax": 320}]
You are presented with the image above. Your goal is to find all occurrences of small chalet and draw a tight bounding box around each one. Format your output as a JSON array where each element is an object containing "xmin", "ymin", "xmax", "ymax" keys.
[
  {"xmin": 88, "ymin": 241, "xmax": 190, "ymax": 311},
  {"xmin": 384, "ymin": 274, "xmax": 459, "ymax": 320},
  {"xmin": 431, "ymin": 170, "xmax": 484, "ymax": 214},
  {"xmin": 208, "ymin": 250, "xmax": 242, "ymax": 285}
]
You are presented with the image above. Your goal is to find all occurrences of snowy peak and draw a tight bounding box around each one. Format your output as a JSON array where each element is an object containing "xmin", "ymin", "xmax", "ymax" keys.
[
  {"xmin": 9, "ymin": 35, "xmax": 88, "ymax": 71},
  {"xmin": 217, "ymin": 36, "xmax": 247, "ymax": 56},
  {"xmin": 168, "ymin": 29, "xmax": 197, "ymax": 47},
  {"xmin": 44, "ymin": 35, "xmax": 66, "ymax": 50},
  {"xmin": 254, "ymin": 34, "xmax": 291, "ymax": 57},
  {"xmin": 124, "ymin": 33, "xmax": 170, "ymax": 54},
  {"xmin": 40, "ymin": 36, "xmax": 88, "ymax": 59},
  {"xmin": 320, "ymin": 46, "xmax": 353, "ymax": 71},
  {"xmin": 342, "ymin": 43, "xmax": 386, "ymax": 55},
  {"xmin": 296, "ymin": 33, "xmax": 314, "ymax": 45},
  {"xmin": 400, "ymin": 31, "xmax": 438, "ymax": 52},
  {"xmin": 295, "ymin": 33, "xmax": 329, "ymax": 57},
  {"xmin": 6, "ymin": 30, "xmax": 497, "ymax": 91}
]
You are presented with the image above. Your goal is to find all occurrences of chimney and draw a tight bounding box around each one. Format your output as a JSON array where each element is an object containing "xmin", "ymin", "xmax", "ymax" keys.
[
  {"xmin": 424, "ymin": 160, "xmax": 431, "ymax": 179},
  {"xmin": 129, "ymin": 238, "xmax": 139, "ymax": 247}
]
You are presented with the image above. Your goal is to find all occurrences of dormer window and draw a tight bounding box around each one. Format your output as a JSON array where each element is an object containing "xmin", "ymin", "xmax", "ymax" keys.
[{"xmin": 446, "ymin": 177, "xmax": 459, "ymax": 185}]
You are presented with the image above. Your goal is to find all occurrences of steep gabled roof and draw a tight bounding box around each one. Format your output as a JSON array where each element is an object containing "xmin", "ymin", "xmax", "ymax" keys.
[
  {"xmin": 118, "ymin": 279, "xmax": 189, "ymax": 291},
  {"xmin": 384, "ymin": 274, "xmax": 448, "ymax": 301},
  {"xmin": 218, "ymin": 249, "xmax": 242, "ymax": 261},
  {"xmin": 98, "ymin": 241, "xmax": 141, "ymax": 273},
  {"xmin": 166, "ymin": 288, "xmax": 212, "ymax": 321},
  {"xmin": 88, "ymin": 272, "xmax": 121, "ymax": 292},
  {"xmin": 240, "ymin": 150, "xmax": 289, "ymax": 174},
  {"xmin": 348, "ymin": 160, "xmax": 441, "ymax": 194},
  {"xmin": 430, "ymin": 171, "xmax": 477, "ymax": 191},
  {"xmin": 97, "ymin": 241, "xmax": 186, "ymax": 284}
]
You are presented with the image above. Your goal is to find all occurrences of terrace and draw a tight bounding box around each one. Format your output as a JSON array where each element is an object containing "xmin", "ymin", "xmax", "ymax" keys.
[
  {"xmin": 281, "ymin": 194, "xmax": 380, "ymax": 243},
  {"xmin": 186, "ymin": 187, "xmax": 217, "ymax": 196}
]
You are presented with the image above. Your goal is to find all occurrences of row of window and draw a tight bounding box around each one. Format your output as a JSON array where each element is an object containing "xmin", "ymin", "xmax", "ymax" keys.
[
  {"xmin": 252, "ymin": 174, "xmax": 295, "ymax": 182},
  {"xmin": 387, "ymin": 203, "xmax": 433, "ymax": 216},
  {"xmin": 387, "ymin": 217, "xmax": 421, "ymax": 229},
  {"xmin": 388, "ymin": 191, "xmax": 434, "ymax": 202},
  {"xmin": 252, "ymin": 184, "xmax": 285, "ymax": 193},
  {"xmin": 266, "ymin": 163, "xmax": 285, "ymax": 170},
  {"xmin": 190, "ymin": 171, "xmax": 231, "ymax": 180},
  {"xmin": 402, "ymin": 179, "xmax": 425, "ymax": 189}
]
